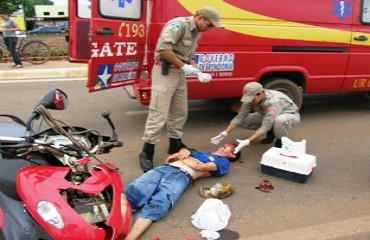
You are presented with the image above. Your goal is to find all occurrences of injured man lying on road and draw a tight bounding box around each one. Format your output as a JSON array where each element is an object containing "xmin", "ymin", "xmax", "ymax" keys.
[{"xmin": 124, "ymin": 143, "xmax": 240, "ymax": 240}]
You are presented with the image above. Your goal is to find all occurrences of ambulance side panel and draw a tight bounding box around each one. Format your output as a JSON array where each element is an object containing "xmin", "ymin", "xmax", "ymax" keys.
[
  {"xmin": 134, "ymin": 0, "xmax": 369, "ymax": 105},
  {"xmin": 344, "ymin": 0, "xmax": 370, "ymax": 91}
]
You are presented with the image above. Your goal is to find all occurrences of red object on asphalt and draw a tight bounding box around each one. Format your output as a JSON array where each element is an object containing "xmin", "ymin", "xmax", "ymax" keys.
[{"xmin": 255, "ymin": 179, "xmax": 275, "ymax": 193}]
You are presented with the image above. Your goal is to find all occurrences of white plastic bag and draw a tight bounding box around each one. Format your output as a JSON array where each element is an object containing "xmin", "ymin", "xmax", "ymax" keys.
[
  {"xmin": 200, "ymin": 230, "xmax": 220, "ymax": 240},
  {"xmin": 191, "ymin": 198, "xmax": 231, "ymax": 232}
]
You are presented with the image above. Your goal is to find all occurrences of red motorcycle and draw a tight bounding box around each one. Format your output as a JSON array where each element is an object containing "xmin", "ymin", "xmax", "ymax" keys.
[{"xmin": 0, "ymin": 89, "xmax": 131, "ymax": 240}]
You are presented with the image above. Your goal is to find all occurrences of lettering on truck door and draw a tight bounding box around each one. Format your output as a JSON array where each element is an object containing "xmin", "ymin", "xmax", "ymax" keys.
[{"xmin": 87, "ymin": 0, "xmax": 146, "ymax": 92}]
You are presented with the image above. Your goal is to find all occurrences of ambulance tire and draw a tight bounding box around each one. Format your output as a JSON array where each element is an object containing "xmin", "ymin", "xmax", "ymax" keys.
[
  {"xmin": 365, "ymin": 91, "xmax": 370, "ymax": 99},
  {"xmin": 263, "ymin": 78, "xmax": 303, "ymax": 109}
]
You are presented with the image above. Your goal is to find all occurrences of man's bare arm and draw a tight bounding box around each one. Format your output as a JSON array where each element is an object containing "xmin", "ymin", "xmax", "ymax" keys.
[{"xmin": 184, "ymin": 161, "xmax": 217, "ymax": 172}]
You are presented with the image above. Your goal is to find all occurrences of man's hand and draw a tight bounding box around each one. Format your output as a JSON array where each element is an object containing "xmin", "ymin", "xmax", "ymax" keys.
[
  {"xmin": 210, "ymin": 131, "xmax": 227, "ymax": 145},
  {"xmin": 180, "ymin": 64, "xmax": 200, "ymax": 75},
  {"xmin": 177, "ymin": 148, "xmax": 191, "ymax": 159},
  {"xmin": 197, "ymin": 72, "xmax": 212, "ymax": 83},
  {"xmin": 234, "ymin": 139, "xmax": 250, "ymax": 154},
  {"xmin": 165, "ymin": 154, "xmax": 178, "ymax": 164},
  {"xmin": 165, "ymin": 148, "xmax": 190, "ymax": 163}
]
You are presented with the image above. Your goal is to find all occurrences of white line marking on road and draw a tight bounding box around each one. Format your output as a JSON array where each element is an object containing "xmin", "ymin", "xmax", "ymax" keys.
[{"xmin": 0, "ymin": 78, "xmax": 86, "ymax": 83}]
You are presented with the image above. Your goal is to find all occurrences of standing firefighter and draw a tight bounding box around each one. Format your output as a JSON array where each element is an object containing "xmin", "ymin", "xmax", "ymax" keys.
[
  {"xmin": 211, "ymin": 82, "xmax": 300, "ymax": 153},
  {"xmin": 140, "ymin": 7, "xmax": 224, "ymax": 172}
]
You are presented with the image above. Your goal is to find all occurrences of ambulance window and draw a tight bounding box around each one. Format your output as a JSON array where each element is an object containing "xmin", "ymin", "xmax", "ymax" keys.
[
  {"xmin": 362, "ymin": 0, "xmax": 370, "ymax": 23},
  {"xmin": 99, "ymin": 0, "xmax": 142, "ymax": 20},
  {"xmin": 77, "ymin": 0, "xmax": 91, "ymax": 19}
]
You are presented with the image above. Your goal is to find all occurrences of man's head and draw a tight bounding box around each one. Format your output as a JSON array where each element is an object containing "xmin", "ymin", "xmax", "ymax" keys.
[
  {"xmin": 194, "ymin": 7, "xmax": 223, "ymax": 32},
  {"xmin": 0, "ymin": 9, "xmax": 8, "ymax": 19},
  {"xmin": 213, "ymin": 143, "xmax": 241, "ymax": 162},
  {"xmin": 241, "ymin": 82, "xmax": 264, "ymax": 104}
]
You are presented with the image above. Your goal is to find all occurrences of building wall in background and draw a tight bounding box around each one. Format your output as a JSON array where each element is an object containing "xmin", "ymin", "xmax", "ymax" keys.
[{"xmin": 34, "ymin": 5, "xmax": 68, "ymax": 18}]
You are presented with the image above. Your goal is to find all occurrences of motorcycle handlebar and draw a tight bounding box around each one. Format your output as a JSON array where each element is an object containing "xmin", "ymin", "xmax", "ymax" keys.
[
  {"xmin": 0, "ymin": 134, "xmax": 122, "ymax": 154},
  {"xmin": 0, "ymin": 142, "xmax": 35, "ymax": 149}
]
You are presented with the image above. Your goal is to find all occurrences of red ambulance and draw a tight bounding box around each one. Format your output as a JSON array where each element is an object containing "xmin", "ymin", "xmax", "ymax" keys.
[{"xmin": 68, "ymin": 0, "xmax": 370, "ymax": 107}]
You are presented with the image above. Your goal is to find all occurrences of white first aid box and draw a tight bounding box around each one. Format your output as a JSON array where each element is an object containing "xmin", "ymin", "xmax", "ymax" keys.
[{"xmin": 261, "ymin": 147, "xmax": 317, "ymax": 183}]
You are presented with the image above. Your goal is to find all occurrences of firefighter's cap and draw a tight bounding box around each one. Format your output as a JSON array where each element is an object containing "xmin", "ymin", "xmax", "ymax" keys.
[
  {"xmin": 241, "ymin": 82, "xmax": 263, "ymax": 103},
  {"xmin": 197, "ymin": 7, "xmax": 224, "ymax": 28}
]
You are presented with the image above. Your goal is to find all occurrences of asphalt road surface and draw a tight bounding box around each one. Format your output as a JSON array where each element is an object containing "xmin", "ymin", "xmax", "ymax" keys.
[{"xmin": 0, "ymin": 79, "xmax": 369, "ymax": 240}]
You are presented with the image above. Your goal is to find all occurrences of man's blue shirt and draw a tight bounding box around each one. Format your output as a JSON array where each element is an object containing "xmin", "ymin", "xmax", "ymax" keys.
[{"xmin": 190, "ymin": 152, "xmax": 230, "ymax": 176}]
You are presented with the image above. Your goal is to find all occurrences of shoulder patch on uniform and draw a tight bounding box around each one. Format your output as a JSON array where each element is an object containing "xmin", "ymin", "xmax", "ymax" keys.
[
  {"xmin": 169, "ymin": 23, "xmax": 180, "ymax": 31},
  {"xmin": 267, "ymin": 106, "xmax": 277, "ymax": 115}
]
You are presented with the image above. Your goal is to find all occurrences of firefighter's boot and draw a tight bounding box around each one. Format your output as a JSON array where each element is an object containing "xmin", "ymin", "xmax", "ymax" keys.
[
  {"xmin": 139, "ymin": 143, "xmax": 154, "ymax": 172},
  {"xmin": 260, "ymin": 128, "xmax": 275, "ymax": 144},
  {"xmin": 274, "ymin": 139, "xmax": 282, "ymax": 148},
  {"xmin": 168, "ymin": 138, "xmax": 187, "ymax": 154}
]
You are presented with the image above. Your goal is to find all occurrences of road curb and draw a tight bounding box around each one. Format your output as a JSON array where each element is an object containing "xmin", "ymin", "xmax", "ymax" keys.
[{"xmin": 0, "ymin": 67, "xmax": 87, "ymax": 80}]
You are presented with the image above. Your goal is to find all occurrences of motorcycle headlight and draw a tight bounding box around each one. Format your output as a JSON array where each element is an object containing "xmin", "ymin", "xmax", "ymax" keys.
[{"xmin": 37, "ymin": 201, "xmax": 64, "ymax": 229}]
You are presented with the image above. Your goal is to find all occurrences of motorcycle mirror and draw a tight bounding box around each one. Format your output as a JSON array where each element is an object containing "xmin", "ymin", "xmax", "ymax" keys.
[{"xmin": 38, "ymin": 89, "xmax": 68, "ymax": 110}]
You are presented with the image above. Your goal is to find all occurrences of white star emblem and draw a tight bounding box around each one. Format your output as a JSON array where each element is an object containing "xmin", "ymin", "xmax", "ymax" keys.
[{"xmin": 98, "ymin": 65, "xmax": 111, "ymax": 87}]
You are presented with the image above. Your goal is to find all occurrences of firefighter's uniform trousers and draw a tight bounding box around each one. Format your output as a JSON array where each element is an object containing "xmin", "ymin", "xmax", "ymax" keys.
[{"xmin": 142, "ymin": 65, "xmax": 187, "ymax": 144}]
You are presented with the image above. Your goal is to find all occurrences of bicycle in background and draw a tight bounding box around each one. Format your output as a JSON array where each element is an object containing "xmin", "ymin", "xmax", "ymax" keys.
[{"xmin": 0, "ymin": 34, "xmax": 51, "ymax": 65}]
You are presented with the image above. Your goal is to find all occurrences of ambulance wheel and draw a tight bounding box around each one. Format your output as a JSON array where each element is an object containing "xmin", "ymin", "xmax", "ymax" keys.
[
  {"xmin": 365, "ymin": 91, "xmax": 370, "ymax": 99},
  {"xmin": 263, "ymin": 78, "xmax": 303, "ymax": 108}
]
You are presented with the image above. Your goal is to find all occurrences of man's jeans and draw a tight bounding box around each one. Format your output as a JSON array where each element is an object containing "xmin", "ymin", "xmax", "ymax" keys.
[
  {"xmin": 125, "ymin": 165, "xmax": 191, "ymax": 221},
  {"xmin": 4, "ymin": 37, "xmax": 22, "ymax": 65}
]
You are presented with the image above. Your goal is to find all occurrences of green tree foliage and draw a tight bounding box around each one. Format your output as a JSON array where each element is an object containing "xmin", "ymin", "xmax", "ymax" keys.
[
  {"xmin": 0, "ymin": 0, "xmax": 54, "ymax": 16},
  {"xmin": 0, "ymin": 0, "xmax": 33, "ymax": 14},
  {"xmin": 34, "ymin": 0, "xmax": 54, "ymax": 4}
]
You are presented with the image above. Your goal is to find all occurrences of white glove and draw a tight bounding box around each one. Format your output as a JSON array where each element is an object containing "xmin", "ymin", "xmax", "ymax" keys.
[
  {"xmin": 210, "ymin": 131, "xmax": 227, "ymax": 145},
  {"xmin": 197, "ymin": 72, "xmax": 212, "ymax": 83},
  {"xmin": 180, "ymin": 64, "xmax": 200, "ymax": 75},
  {"xmin": 234, "ymin": 139, "xmax": 250, "ymax": 154}
]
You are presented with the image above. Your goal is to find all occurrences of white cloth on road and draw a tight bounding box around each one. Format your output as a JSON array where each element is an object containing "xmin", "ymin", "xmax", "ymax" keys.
[
  {"xmin": 200, "ymin": 230, "xmax": 220, "ymax": 240},
  {"xmin": 191, "ymin": 198, "xmax": 231, "ymax": 239}
]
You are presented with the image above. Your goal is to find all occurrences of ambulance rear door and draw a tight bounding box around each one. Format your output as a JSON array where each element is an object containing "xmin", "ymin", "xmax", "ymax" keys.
[
  {"xmin": 68, "ymin": 0, "xmax": 91, "ymax": 62},
  {"xmin": 87, "ymin": 0, "xmax": 146, "ymax": 92}
]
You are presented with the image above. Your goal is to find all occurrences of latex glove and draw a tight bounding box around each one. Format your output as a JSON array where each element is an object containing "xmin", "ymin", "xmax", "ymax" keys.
[
  {"xmin": 180, "ymin": 64, "xmax": 200, "ymax": 75},
  {"xmin": 210, "ymin": 131, "xmax": 227, "ymax": 145},
  {"xmin": 234, "ymin": 139, "xmax": 250, "ymax": 154},
  {"xmin": 197, "ymin": 72, "xmax": 212, "ymax": 83}
]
